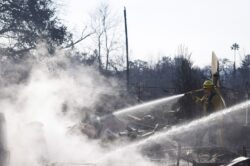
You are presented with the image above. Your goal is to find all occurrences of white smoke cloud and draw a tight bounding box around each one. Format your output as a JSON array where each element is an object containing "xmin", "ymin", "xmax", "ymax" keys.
[{"xmin": 0, "ymin": 45, "xmax": 161, "ymax": 166}]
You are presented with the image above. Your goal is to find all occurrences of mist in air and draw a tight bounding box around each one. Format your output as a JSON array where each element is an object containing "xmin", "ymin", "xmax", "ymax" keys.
[{"xmin": 0, "ymin": 46, "xmax": 150, "ymax": 166}]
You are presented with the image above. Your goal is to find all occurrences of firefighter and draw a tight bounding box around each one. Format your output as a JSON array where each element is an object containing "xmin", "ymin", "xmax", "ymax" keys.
[
  {"xmin": 194, "ymin": 80, "xmax": 226, "ymax": 115},
  {"xmin": 194, "ymin": 80, "xmax": 226, "ymax": 147}
]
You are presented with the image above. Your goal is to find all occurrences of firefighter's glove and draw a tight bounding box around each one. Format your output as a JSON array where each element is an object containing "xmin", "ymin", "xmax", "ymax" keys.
[{"xmin": 193, "ymin": 96, "xmax": 201, "ymax": 103}]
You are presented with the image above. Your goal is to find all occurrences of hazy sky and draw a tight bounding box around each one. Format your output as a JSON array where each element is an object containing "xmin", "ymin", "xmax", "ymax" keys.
[{"xmin": 58, "ymin": 0, "xmax": 250, "ymax": 67}]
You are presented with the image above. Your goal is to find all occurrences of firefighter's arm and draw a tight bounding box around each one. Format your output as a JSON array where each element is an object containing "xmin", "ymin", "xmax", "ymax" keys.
[{"xmin": 193, "ymin": 96, "xmax": 206, "ymax": 104}]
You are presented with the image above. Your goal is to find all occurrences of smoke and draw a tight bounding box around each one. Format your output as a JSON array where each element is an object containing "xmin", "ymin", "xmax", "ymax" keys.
[
  {"xmin": 0, "ymin": 45, "xmax": 155, "ymax": 166},
  {"xmin": 1, "ymin": 44, "xmax": 248, "ymax": 166},
  {"xmin": 100, "ymin": 149, "xmax": 157, "ymax": 166}
]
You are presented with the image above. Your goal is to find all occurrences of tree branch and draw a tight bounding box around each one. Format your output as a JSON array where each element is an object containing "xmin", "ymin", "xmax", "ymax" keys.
[{"xmin": 64, "ymin": 28, "xmax": 94, "ymax": 49}]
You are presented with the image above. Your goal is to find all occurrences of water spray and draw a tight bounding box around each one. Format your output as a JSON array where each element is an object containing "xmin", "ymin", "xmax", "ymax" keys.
[
  {"xmin": 98, "ymin": 94, "xmax": 184, "ymax": 122},
  {"xmin": 97, "ymin": 99, "xmax": 250, "ymax": 163},
  {"xmin": 113, "ymin": 94, "xmax": 184, "ymax": 116}
]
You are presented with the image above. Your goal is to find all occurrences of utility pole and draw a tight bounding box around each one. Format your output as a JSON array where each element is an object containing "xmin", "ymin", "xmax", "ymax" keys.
[
  {"xmin": 124, "ymin": 7, "xmax": 129, "ymax": 90},
  {"xmin": 176, "ymin": 144, "xmax": 181, "ymax": 166}
]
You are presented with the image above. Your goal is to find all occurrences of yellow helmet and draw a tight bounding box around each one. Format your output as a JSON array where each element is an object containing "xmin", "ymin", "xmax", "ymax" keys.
[{"xmin": 203, "ymin": 80, "xmax": 214, "ymax": 89}]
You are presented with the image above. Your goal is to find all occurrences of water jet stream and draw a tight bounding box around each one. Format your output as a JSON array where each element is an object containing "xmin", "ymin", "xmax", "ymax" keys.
[
  {"xmin": 114, "ymin": 94, "xmax": 184, "ymax": 116},
  {"xmin": 97, "ymin": 100, "xmax": 250, "ymax": 163},
  {"xmin": 100, "ymin": 94, "xmax": 184, "ymax": 121}
]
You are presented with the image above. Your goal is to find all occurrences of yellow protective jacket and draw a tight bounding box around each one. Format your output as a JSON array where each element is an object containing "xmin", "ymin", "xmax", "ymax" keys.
[{"xmin": 196, "ymin": 89, "xmax": 226, "ymax": 115}]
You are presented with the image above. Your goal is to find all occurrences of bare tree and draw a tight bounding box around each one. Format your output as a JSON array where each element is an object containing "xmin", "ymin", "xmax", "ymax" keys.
[
  {"xmin": 172, "ymin": 45, "xmax": 202, "ymax": 93},
  {"xmin": 64, "ymin": 26, "xmax": 94, "ymax": 49},
  {"xmin": 90, "ymin": 3, "xmax": 123, "ymax": 71}
]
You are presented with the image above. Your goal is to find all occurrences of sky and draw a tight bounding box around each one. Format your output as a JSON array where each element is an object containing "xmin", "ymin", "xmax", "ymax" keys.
[{"xmin": 57, "ymin": 0, "xmax": 250, "ymax": 67}]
